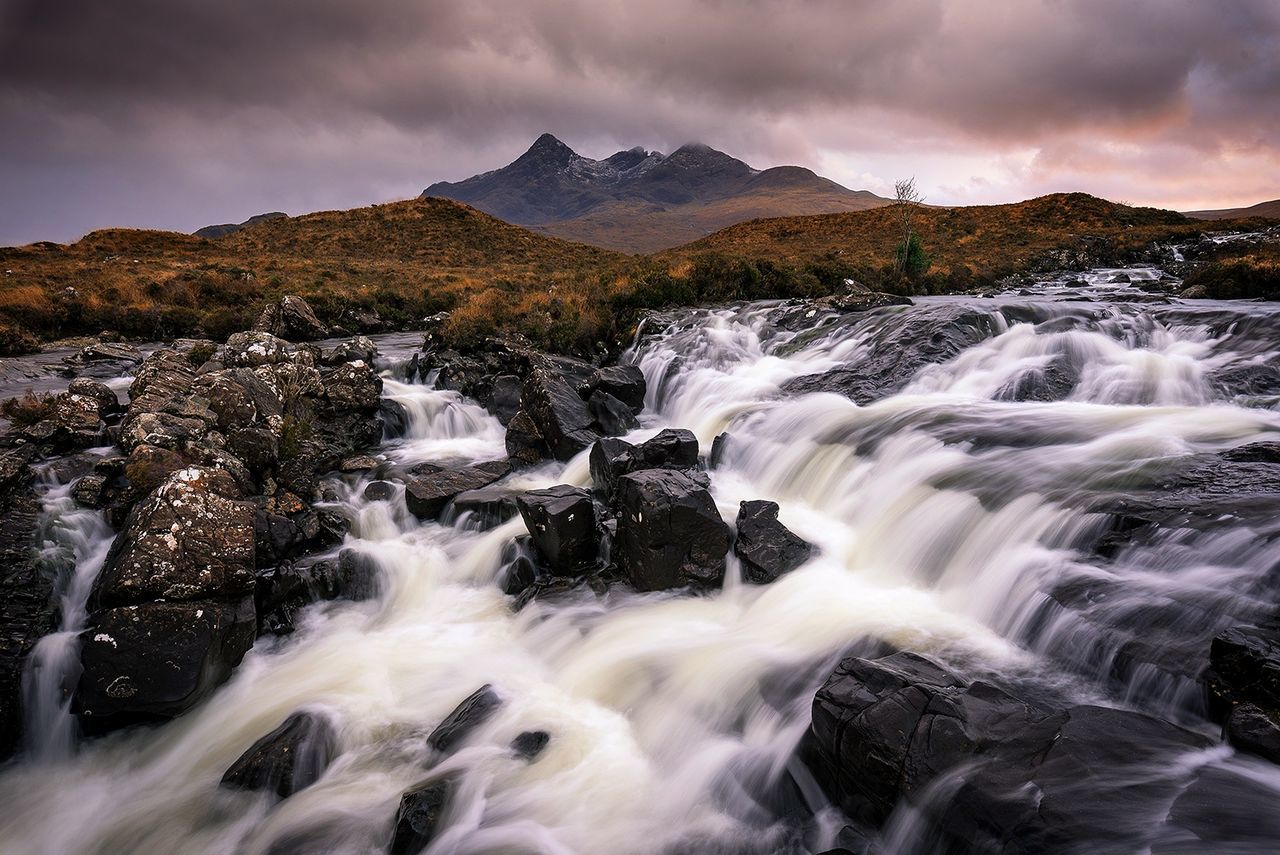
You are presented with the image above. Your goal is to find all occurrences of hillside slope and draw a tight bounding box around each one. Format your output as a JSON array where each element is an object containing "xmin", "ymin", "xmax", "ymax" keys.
[
  {"xmin": 664, "ymin": 193, "xmax": 1208, "ymax": 278},
  {"xmin": 0, "ymin": 197, "xmax": 624, "ymax": 344},
  {"xmin": 424, "ymin": 134, "xmax": 890, "ymax": 252},
  {"xmin": 1185, "ymin": 199, "xmax": 1280, "ymax": 221}
]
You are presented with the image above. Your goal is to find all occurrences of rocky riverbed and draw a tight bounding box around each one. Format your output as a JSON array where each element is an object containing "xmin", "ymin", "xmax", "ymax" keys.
[{"xmin": 1, "ymin": 267, "xmax": 1280, "ymax": 853}]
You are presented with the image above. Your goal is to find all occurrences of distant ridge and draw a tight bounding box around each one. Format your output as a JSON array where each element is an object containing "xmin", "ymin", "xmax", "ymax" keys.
[
  {"xmin": 195, "ymin": 211, "xmax": 289, "ymax": 239},
  {"xmin": 423, "ymin": 134, "xmax": 891, "ymax": 252},
  {"xmin": 1184, "ymin": 199, "xmax": 1280, "ymax": 221}
]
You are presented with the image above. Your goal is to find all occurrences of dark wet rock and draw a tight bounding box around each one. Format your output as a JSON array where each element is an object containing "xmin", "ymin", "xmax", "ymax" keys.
[
  {"xmin": 587, "ymin": 388, "xmax": 638, "ymax": 436},
  {"xmin": 1206, "ymin": 625, "xmax": 1280, "ymax": 714},
  {"xmin": 590, "ymin": 429, "xmax": 701, "ymax": 502},
  {"xmin": 391, "ymin": 778, "xmax": 452, "ymax": 855},
  {"xmin": 64, "ymin": 341, "xmax": 143, "ymax": 367},
  {"xmin": 782, "ymin": 305, "xmax": 1000, "ymax": 404},
  {"xmin": 489, "ymin": 374, "xmax": 523, "ymax": 425},
  {"xmin": 322, "ymin": 335, "xmax": 378, "ymax": 367},
  {"xmin": 257, "ymin": 549, "xmax": 380, "ymax": 636},
  {"xmin": 74, "ymin": 597, "xmax": 257, "ymax": 731},
  {"xmin": 452, "ymin": 486, "xmax": 521, "ymax": 529},
  {"xmin": 994, "ymin": 357, "xmax": 1080, "ymax": 403},
  {"xmin": 733, "ymin": 500, "xmax": 813, "ymax": 584},
  {"xmin": 813, "ymin": 292, "xmax": 912, "ymax": 313},
  {"xmin": 428, "ymin": 685, "xmax": 502, "ymax": 754},
  {"xmin": 804, "ymin": 651, "xmax": 1212, "ymax": 849},
  {"xmin": 709, "ymin": 432, "xmax": 731, "ymax": 469},
  {"xmin": 404, "ymin": 461, "xmax": 511, "ymax": 520},
  {"xmin": 363, "ymin": 480, "xmax": 396, "ymax": 502},
  {"xmin": 504, "ymin": 408, "xmax": 545, "ymax": 467},
  {"xmin": 254, "ymin": 509, "xmax": 323, "ymax": 567},
  {"xmin": 614, "ymin": 468, "xmax": 730, "ymax": 591},
  {"xmin": 583, "ymin": 364, "xmax": 646, "ymax": 412},
  {"xmin": 499, "ymin": 538, "xmax": 538, "ymax": 597},
  {"xmin": 322, "ymin": 360, "xmax": 382, "ymax": 412},
  {"xmin": 221, "ymin": 711, "xmax": 338, "ymax": 798},
  {"xmin": 517, "ymin": 485, "xmax": 598, "ymax": 576},
  {"xmin": 1164, "ymin": 765, "xmax": 1280, "ymax": 852},
  {"xmin": 517, "ymin": 366, "xmax": 601, "ymax": 461},
  {"xmin": 380, "ymin": 399, "xmax": 409, "ymax": 438},
  {"xmin": 0, "ymin": 479, "xmax": 53, "ymax": 761},
  {"xmin": 1224, "ymin": 702, "xmax": 1280, "ymax": 764},
  {"xmin": 253, "ymin": 295, "xmax": 328, "ymax": 342},
  {"xmin": 91, "ymin": 467, "xmax": 255, "ymax": 609},
  {"xmin": 511, "ymin": 730, "xmax": 550, "ymax": 760}
]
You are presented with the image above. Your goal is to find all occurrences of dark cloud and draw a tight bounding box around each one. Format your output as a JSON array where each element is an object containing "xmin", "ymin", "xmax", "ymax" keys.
[{"xmin": 1, "ymin": 0, "xmax": 1277, "ymax": 244}]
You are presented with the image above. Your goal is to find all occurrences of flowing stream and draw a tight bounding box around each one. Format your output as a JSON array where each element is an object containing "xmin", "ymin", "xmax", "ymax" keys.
[{"xmin": 3, "ymin": 267, "xmax": 1280, "ymax": 853}]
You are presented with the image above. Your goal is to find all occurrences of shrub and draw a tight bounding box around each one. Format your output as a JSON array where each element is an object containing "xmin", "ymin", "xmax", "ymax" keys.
[
  {"xmin": 0, "ymin": 322, "xmax": 40, "ymax": 356},
  {"xmin": 1, "ymin": 391, "xmax": 57, "ymax": 426}
]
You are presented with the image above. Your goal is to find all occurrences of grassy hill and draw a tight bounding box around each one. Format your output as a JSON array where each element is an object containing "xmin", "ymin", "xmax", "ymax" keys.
[
  {"xmin": 1185, "ymin": 199, "xmax": 1280, "ymax": 221},
  {"xmin": 664, "ymin": 193, "xmax": 1218, "ymax": 281},
  {"xmin": 0, "ymin": 198, "xmax": 625, "ymax": 350},
  {"xmin": 1, "ymin": 192, "xmax": 1274, "ymax": 359}
]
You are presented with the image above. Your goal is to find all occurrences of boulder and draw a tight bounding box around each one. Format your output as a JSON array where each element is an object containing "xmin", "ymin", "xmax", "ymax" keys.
[
  {"xmin": 504, "ymin": 409, "xmax": 545, "ymax": 466},
  {"xmin": 511, "ymin": 730, "xmax": 550, "ymax": 760},
  {"xmin": 390, "ymin": 778, "xmax": 452, "ymax": 855},
  {"xmin": 804, "ymin": 651, "xmax": 1212, "ymax": 849},
  {"xmin": 91, "ymin": 467, "xmax": 255, "ymax": 609},
  {"xmin": 322, "ymin": 360, "xmax": 382, "ymax": 412},
  {"xmin": 590, "ymin": 429, "xmax": 701, "ymax": 502},
  {"xmin": 73, "ymin": 597, "xmax": 256, "ymax": 730},
  {"xmin": 338, "ymin": 305, "xmax": 384, "ymax": 334},
  {"xmin": 363, "ymin": 480, "xmax": 397, "ymax": 502},
  {"xmin": 224, "ymin": 331, "xmax": 293, "ymax": 368},
  {"xmin": 66, "ymin": 377, "xmax": 121, "ymax": 417},
  {"xmin": 71, "ymin": 473, "xmax": 110, "ymax": 508},
  {"xmin": 489, "ymin": 374, "xmax": 523, "ymax": 425},
  {"xmin": 256, "ymin": 550, "xmax": 380, "ymax": 635},
  {"xmin": 322, "ymin": 335, "xmax": 378, "ymax": 367},
  {"xmin": 451, "ymin": 486, "xmax": 521, "ymax": 529},
  {"xmin": 583, "ymin": 364, "xmax": 646, "ymax": 412},
  {"xmin": 221, "ymin": 711, "xmax": 338, "ymax": 798},
  {"xmin": 1207, "ymin": 625, "xmax": 1280, "ymax": 714},
  {"xmin": 518, "ymin": 367, "xmax": 600, "ymax": 461},
  {"xmin": 516, "ymin": 485, "xmax": 598, "ymax": 575},
  {"xmin": 253, "ymin": 295, "xmax": 328, "ymax": 342},
  {"xmin": 614, "ymin": 469, "xmax": 730, "ymax": 591},
  {"xmin": 1224, "ymin": 703, "xmax": 1280, "ymax": 764},
  {"xmin": 428, "ymin": 684, "xmax": 502, "ymax": 754},
  {"xmin": 587, "ymin": 389, "xmax": 638, "ymax": 436},
  {"xmin": 734, "ymin": 500, "xmax": 814, "ymax": 584},
  {"xmin": 403, "ymin": 461, "xmax": 510, "ymax": 520}
]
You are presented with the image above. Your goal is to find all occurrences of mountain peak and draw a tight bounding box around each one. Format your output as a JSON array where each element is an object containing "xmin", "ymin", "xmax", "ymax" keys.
[{"xmin": 524, "ymin": 133, "xmax": 576, "ymax": 160}]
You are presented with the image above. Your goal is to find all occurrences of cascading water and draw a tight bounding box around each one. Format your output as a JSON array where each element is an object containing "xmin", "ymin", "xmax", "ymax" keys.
[
  {"xmin": 3, "ymin": 266, "xmax": 1280, "ymax": 853},
  {"xmin": 21, "ymin": 453, "xmax": 116, "ymax": 761}
]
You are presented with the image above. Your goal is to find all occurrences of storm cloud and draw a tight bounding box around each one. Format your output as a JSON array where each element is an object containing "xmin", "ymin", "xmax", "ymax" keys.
[{"xmin": 1, "ymin": 0, "xmax": 1277, "ymax": 245}]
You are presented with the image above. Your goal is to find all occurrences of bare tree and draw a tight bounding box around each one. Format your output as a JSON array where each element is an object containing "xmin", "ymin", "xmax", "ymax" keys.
[{"xmin": 892, "ymin": 177, "xmax": 925, "ymax": 278}]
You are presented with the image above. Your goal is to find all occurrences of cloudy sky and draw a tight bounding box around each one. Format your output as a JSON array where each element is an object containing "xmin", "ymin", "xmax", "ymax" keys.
[{"xmin": 1, "ymin": 0, "xmax": 1278, "ymax": 246}]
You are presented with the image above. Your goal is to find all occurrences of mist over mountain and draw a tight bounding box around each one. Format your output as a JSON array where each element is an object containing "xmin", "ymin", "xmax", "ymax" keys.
[{"xmin": 423, "ymin": 134, "xmax": 890, "ymax": 252}]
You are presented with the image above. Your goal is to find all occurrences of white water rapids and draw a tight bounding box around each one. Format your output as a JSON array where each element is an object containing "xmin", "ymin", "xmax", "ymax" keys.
[{"xmin": 3, "ymin": 268, "xmax": 1280, "ymax": 853}]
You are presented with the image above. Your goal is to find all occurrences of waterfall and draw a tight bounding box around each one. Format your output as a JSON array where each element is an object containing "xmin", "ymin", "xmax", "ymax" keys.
[{"xmin": 3, "ymin": 268, "xmax": 1280, "ymax": 853}]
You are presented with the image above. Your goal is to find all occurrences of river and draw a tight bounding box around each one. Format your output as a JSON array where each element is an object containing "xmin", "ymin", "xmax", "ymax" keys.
[{"xmin": 2, "ymin": 264, "xmax": 1280, "ymax": 853}]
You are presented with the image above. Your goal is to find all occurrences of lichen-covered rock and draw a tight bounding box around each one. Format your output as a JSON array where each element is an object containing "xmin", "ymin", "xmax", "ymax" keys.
[
  {"xmin": 91, "ymin": 466, "xmax": 255, "ymax": 609},
  {"xmin": 322, "ymin": 360, "xmax": 382, "ymax": 412},
  {"xmin": 224, "ymin": 331, "xmax": 293, "ymax": 368},
  {"xmin": 322, "ymin": 336, "xmax": 378, "ymax": 367},
  {"xmin": 252, "ymin": 295, "xmax": 328, "ymax": 342}
]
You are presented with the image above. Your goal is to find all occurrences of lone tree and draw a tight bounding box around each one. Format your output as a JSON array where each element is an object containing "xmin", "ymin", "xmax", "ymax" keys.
[{"xmin": 891, "ymin": 177, "xmax": 928, "ymax": 282}]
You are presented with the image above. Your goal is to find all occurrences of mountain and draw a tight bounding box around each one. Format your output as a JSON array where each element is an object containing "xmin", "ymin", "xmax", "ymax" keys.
[
  {"xmin": 423, "ymin": 133, "xmax": 891, "ymax": 252},
  {"xmin": 1184, "ymin": 199, "xmax": 1280, "ymax": 221}
]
